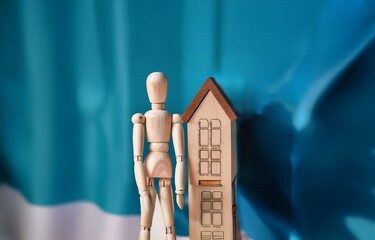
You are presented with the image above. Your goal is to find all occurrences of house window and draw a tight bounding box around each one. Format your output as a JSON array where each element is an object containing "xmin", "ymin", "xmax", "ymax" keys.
[
  {"xmin": 210, "ymin": 119, "xmax": 221, "ymax": 146},
  {"xmin": 201, "ymin": 231, "xmax": 224, "ymax": 240},
  {"xmin": 211, "ymin": 119, "xmax": 221, "ymax": 128},
  {"xmin": 211, "ymin": 161, "xmax": 221, "ymax": 175},
  {"xmin": 199, "ymin": 119, "xmax": 209, "ymax": 146},
  {"xmin": 211, "ymin": 150, "xmax": 221, "ymax": 160},
  {"xmin": 200, "ymin": 150, "xmax": 209, "ymax": 159},
  {"xmin": 200, "ymin": 191, "xmax": 223, "ymax": 228},
  {"xmin": 211, "ymin": 129, "xmax": 221, "ymax": 146},
  {"xmin": 199, "ymin": 161, "xmax": 209, "ymax": 175},
  {"xmin": 198, "ymin": 118, "xmax": 222, "ymax": 176}
]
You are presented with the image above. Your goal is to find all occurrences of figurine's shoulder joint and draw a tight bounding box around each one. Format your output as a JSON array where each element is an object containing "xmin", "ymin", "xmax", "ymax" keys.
[
  {"xmin": 132, "ymin": 113, "xmax": 146, "ymax": 124},
  {"xmin": 172, "ymin": 114, "xmax": 182, "ymax": 124}
]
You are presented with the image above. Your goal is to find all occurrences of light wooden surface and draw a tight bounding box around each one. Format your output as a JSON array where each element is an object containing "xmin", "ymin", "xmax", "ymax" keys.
[
  {"xmin": 132, "ymin": 113, "xmax": 148, "ymax": 196},
  {"xmin": 172, "ymin": 114, "xmax": 185, "ymax": 209},
  {"xmin": 132, "ymin": 72, "xmax": 185, "ymax": 240},
  {"xmin": 151, "ymin": 198, "xmax": 189, "ymax": 240},
  {"xmin": 187, "ymin": 91, "xmax": 235, "ymax": 240},
  {"xmin": 182, "ymin": 78, "xmax": 240, "ymax": 240},
  {"xmin": 146, "ymin": 72, "xmax": 168, "ymax": 105}
]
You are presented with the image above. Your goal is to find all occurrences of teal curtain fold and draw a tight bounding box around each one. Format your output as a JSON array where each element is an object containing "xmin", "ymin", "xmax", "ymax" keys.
[{"xmin": 1, "ymin": 0, "xmax": 375, "ymax": 239}]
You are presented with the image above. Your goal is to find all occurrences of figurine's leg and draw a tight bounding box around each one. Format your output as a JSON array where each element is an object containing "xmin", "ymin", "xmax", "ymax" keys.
[
  {"xmin": 159, "ymin": 178, "xmax": 176, "ymax": 240},
  {"xmin": 139, "ymin": 177, "xmax": 156, "ymax": 240}
]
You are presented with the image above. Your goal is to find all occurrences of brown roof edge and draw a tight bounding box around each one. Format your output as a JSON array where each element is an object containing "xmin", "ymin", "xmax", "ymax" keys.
[{"xmin": 182, "ymin": 77, "xmax": 238, "ymax": 122}]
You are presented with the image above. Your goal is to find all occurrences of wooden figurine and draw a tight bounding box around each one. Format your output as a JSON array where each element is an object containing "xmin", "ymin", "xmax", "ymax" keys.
[
  {"xmin": 132, "ymin": 72, "xmax": 185, "ymax": 240},
  {"xmin": 182, "ymin": 78, "xmax": 241, "ymax": 240}
]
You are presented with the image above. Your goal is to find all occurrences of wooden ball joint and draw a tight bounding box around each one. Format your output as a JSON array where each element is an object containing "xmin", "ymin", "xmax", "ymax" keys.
[
  {"xmin": 132, "ymin": 73, "xmax": 240, "ymax": 239},
  {"xmin": 132, "ymin": 72, "xmax": 185, "ymax": 240}
]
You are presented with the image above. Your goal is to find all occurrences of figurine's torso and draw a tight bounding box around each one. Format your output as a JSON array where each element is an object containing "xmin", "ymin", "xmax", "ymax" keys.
[
  {"xmin": 132, "ymin": 72, "xmax": 184, "ymax": 240},
  {"xmin": 145, "ymin": 110, "xmax": 171, "ymax": 142},
  {"xmin": 144, "ymin": 110, "xmax": 172, "ymax": 178}
]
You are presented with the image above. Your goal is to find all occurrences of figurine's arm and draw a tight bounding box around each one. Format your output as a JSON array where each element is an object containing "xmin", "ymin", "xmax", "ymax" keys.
[
  {"xmin": 132, "ymin": 113, "xmax": 148, "ymax": 197},
  {"xmin": 172, "ymin": 114, "xmax": 185, "ymax": 209}
]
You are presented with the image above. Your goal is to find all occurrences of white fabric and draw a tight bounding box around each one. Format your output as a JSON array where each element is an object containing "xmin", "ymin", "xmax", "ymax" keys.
[{"xmin": 0, "ymin": 184, "xmax": 188, "ymax": 240}]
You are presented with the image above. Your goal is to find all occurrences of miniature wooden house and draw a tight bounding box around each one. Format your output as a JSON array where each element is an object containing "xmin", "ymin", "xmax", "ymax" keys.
[{"xmin": 182, "ymin": 78, "xmax": 240, "ymax": 240}]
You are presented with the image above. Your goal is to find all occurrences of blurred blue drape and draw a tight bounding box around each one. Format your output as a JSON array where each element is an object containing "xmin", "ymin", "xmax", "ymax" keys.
[{"xmin": 1, "ymin": 1, "xmax": 375, "ymax": 239}]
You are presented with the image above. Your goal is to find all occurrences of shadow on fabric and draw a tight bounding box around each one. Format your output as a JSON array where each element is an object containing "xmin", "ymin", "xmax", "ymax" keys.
[
  {"xmin": 237, "ymin": 103, "xmax": 294, "ymax": 240},
  {"xmin": 293, "ymin": 38, "xmax": 375, "ymax": 240},
  {"xmin": 236, "ymin": 39, "xmax": 375, "ymax": 240}
]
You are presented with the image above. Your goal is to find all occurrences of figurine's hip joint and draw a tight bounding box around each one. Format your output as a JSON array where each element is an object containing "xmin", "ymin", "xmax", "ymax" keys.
[{"xmin": 159, "ymin": 178, "xmax": 171, "ymax": 187}]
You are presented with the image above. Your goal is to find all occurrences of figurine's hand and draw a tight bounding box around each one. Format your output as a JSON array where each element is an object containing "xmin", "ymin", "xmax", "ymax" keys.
[{"xmin": 176, "ymin": 193, "xmax": 184, "ymax": 209}]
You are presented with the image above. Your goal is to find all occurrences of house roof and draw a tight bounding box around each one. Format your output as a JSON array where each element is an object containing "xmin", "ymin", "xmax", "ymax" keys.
[{"xmin": 182, "ymin": 77, "xmax": 238, "ymax": 122}]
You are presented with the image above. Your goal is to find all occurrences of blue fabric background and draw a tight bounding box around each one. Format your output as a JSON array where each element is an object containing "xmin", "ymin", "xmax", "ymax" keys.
[{"xmin": 1, "ymin": 1, "xmax": 375, "ymax": 239}]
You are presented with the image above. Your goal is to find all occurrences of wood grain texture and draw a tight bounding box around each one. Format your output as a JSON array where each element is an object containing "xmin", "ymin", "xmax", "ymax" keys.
[
  {"xmin": 186, "ymin": 91, "xmax": 237, "ymax": 240},
  {"xmin": 146, "ymin": 72, "xmax": 168, "ymax": 104},
  {"xmin": 145, "ymin": 110, "xmax": 171, "ymax": 143},
  {"xmin": 184, "ymin": 78, "xmax": 240, "ymax": 240},
  {"xmin": 134, "ymin": 72, "xmax": 186, "ymax": 240},
  {"xmin": 144, "ymin": 152, "xmax": 172, "ymax": 178}
]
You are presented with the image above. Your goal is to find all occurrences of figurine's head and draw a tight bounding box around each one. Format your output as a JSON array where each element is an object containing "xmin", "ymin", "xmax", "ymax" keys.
[{"xmin": 146, "ymin": 72, "xmax": 168, "ymax": 110}]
